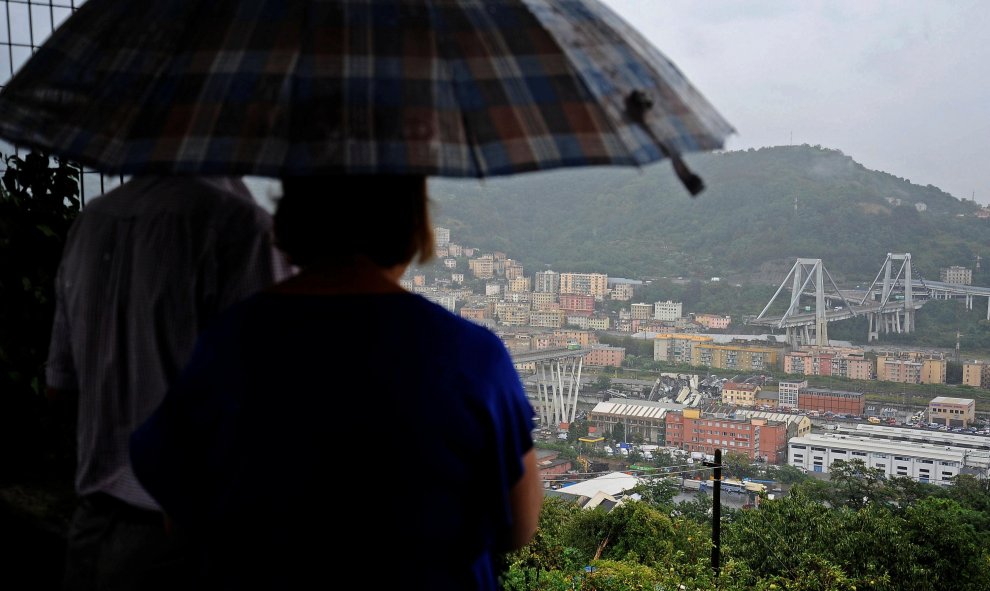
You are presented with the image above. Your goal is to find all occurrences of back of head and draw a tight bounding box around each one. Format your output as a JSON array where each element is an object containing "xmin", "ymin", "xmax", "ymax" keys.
[{"xmin": 275, "ymin": 175, "xmax": 434, "ymax": 269}]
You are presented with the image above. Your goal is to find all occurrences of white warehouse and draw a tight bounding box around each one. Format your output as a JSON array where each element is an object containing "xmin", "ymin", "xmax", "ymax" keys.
[{"xmin": 788, "ymin": 433, "xmax": 964, "ymax": 485}]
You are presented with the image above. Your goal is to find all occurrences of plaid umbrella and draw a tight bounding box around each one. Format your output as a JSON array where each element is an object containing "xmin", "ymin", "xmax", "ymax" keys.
[{"xmin": 0, "ymin": 0, "xmax": 733, "ymax": 194}]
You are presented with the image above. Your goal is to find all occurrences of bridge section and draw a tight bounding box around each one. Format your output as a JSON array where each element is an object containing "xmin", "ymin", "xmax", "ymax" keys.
[
  {"xmin": 511, "ymin": 348, "xmax": 588, "ymax": 428},
  {"xmin": 748, "ymin": 254, "xmax": 925, "ymax": 345}
]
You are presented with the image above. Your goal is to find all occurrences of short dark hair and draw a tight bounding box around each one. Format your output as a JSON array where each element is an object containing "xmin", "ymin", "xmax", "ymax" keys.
[{"xmin": 274, "ymin": 175, "xmax": 434, "ymax": 269}]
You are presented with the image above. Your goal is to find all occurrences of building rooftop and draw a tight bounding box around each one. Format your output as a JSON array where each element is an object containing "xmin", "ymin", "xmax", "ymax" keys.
[
  {"xmin": 931, "ymin": 396, "xmax": 975, "ymax": 405},
  {"xmin": 555, "ymin": 471, "xmax": 641, "ymax": 498},
  {"xmin": 789, "ymin": 434, "xmax": 966, "ymax": 462},
  {"xmin": 590, "ymin": 401, "xmax": 686, "ymax": 419}
]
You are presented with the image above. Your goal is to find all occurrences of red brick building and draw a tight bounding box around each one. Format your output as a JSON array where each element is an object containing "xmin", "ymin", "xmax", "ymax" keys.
[
  {"xmin": 665, "ymin": 409, "xmax": 789, "ymax": 464},
  {"xmin": 798, "ymin": 387, "xmax": 865, "ymax": 415}
]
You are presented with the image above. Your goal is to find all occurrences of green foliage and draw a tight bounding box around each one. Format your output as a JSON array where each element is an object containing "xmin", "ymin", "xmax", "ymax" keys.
[
  {"xmin": 431, "ymin": 145, "xmax": 981, "ymax": 282},
  {"xmin": 630, "ymin": 477, "xmax": 679, "ymax": 508},
  {"xmin": 721, "ymin": 451, "xmax": 758, "ymax": 480},
  {"xmin": 0, "ymin": 152, "xmax": 80, "ymax": 480},
  {"xmin": 501, "ymin": 475, "xmax": 990, "ymax": 590}
]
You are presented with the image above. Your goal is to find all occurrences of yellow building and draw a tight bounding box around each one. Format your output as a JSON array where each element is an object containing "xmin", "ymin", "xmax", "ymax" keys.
[
  {"xmin": 962, "ymin": 362, "xmax": 990, "ymax": 388},
  {"xmin": 928, "ymin": 396, "xmax": 976, "ymax": 427},
  {"xmin": 653, "ymin": 334, "xmax": 712, "ymax": 364},
  {"xmin": 876, "ymin": 356, "xmax": 922, "ymax": 384},
  {"xmin": 693, "ymin": 343, "xmax": 781, "ymax": 372},
  {"xmin": 559, "ymin": 272, "xmax": 608, "ymax": 300},
  {"xmin": 920, "ymin": 358, "xmax": 947, "ymax": 385},
  {"xmin": 721, "ymin": 382, "xmax": 760, "ymax": 407}
]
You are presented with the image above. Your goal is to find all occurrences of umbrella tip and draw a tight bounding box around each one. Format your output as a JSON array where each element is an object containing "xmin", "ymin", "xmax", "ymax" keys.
[{"xmin": 683, "ymin": 172, "xmax": 705, "ymax": 197}]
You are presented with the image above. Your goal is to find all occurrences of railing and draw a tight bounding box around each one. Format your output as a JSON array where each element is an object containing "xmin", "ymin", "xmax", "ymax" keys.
[{"xmin": 0, "ymin": 0, "xmax": 121, "ymax": 205}]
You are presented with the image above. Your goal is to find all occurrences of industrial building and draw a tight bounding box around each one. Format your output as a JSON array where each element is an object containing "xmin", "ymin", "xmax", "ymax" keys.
[{"xmin": 788, "ymin": 433, "xmax": 965, "ymax": 484}]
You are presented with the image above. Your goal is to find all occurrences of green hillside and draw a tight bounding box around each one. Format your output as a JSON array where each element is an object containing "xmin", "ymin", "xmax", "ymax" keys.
[{"xmin": 429, "ymin": 145, "xmax": 986, "ymax": 284}]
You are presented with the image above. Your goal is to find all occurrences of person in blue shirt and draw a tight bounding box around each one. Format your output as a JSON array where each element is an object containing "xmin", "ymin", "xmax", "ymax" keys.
[{"xmin": 130, "ymin": 174, "xmax": 543, "ymax": 590}]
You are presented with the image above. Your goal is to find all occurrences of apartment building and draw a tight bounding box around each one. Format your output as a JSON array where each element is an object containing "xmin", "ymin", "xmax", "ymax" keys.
[
  {"xmin": 531, "ymin": 291, "xmax": 558, "ymax": 310},
  {"xmin": 433, "ymin": 226, "xmax": 450, "ymax": 247},
  {"xmin": 720, "ymin": 382, "xmax": 760, "ymax": 407},
  {"xmin": 665, "ymin": 409, "xmax": 789, "ymax": 463},
  {"xmin": 630, "ymin": 302, "xmax": 654, "ymax": 320},
  {"xmin": 534, "ymin": 270, "xmax": 561, "ymax": 293},
  {"xmin": 693, "ymin": 343, "xmax": 780, "ymax": 372},
  {"xmin": 940, "ymin": 265, "xmax": 972, "ymax": 285},
  {"xmin": 560, "ymin": 293, "xmax": 595, "ymax": 313},
  {"xmin": 920, "ymin": 358, "xmax": 947, "ymax": 384},
  {"xmin": 962, "ymin": 361, "xmax": 990, "ymax": 388},
  {"xmin": 494, "ymin": 302, "xmax": 530, "ymax": 326},
  {"xmin": 529, "ymin": 309, "xmax": 565, "ymax": 329},
  {"xmin": 534, "ymin": 330, "xmax": 596, "ymax": 350},
  {"xmin": 653, "ymin": 334, "xmax": 713, "ymax": 364},
  {"xmin": 448, "ymin": 243, "xmax": 463, "ymax": 257},
  {"xmin": 451, "ymin": 273, "xmax": 464, "ymax": 284},
  {"xmin": 508, "ymin": 276, "xmax": 532, "ymax": 293},
  {"xmin": 468, "ymin": 255, "xmax": 494, "ymax": 279},
  {"xmin": 777, "ymin": 380, "xmax": 807, "ymax": 409},
  {"xmin": 504, "ymin": 259, "xmax": 525, "ymax": 281},
  {"xmin": 611, "ymin": 283, "xmax": 634, "ymax": 301},
  {"xmin": 584, "ymin": 345, "xmax": 625, "ymax": 367},
  {"xmin": 459, "ymin": 306, "xmax": 489, "ymax": 322},
  {"xmin": 876, "ymin": 356, "xmax": 922, "ymax": 384},
  {"xmin": 693, "ymin": 313, "xmax": 731, "ymax": 330},
  {"xmin": 654, "ymin": 300, "xmax": 683, "ymax": 321},
  {"xmin": 783, "ymin": 346, "xmax": 873, "ymax": 380},
  {"xmin": 560, "ymin": 272, "xmax": 608, "ymax": 300}
]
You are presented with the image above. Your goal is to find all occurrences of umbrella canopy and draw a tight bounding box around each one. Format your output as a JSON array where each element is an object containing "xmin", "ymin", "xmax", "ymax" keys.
[{"xmin": 0, "ymin": 0, "xmax": 733, "ymax": 193}]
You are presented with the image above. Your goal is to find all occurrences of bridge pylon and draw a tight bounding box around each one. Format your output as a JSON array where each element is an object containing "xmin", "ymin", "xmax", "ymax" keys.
[
  {"xmin": 755, "ymin": 258, "xmax": 851, "ymax": 347},
  {"xmin": 861, "ymin": 253, "xmax": 914, "ymax": 341}
]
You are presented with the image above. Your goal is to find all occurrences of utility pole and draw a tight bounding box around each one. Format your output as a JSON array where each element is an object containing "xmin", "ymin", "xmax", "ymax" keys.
[{"xmin": 703, "ymin": 449, "xmax": 722, "ymax": 578}]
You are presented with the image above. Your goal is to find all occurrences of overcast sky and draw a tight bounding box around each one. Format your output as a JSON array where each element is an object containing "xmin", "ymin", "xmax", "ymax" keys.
[
  {"xmin": 601, "ymin": 0, "xmax": 989, "ymax": 204},
  {"xmin": 2, "ymin": 1, "xmax": 987, "ymax": 205}
]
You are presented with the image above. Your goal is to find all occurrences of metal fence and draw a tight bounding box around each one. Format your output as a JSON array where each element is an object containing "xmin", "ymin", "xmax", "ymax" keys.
[{"xmin": 0, "ymin": 0, "xmax": 122, "ymax": 204}]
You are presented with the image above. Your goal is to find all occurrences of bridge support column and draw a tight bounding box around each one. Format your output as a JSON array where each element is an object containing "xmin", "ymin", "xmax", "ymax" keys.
[
  {"xmin": 867, "ymin": 312, "xmax": 879, "ymax": 342},
  {"xmin": 533, "ymin": 354, "xmax": 586, "ymax": 429}
]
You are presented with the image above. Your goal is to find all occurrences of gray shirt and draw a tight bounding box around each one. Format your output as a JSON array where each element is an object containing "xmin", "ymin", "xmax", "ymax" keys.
[{"xmin": 46, "ymin": 176, "xmax": 287, "ymax": 510}]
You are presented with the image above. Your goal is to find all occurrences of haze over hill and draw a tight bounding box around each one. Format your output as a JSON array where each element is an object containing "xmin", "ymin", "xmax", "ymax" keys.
[{"xmin": 430, "ymin": 145, "xmax": 986, "ymax": 286}]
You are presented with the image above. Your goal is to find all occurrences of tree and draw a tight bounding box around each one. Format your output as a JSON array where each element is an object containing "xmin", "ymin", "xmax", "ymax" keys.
[
  {"xmin": 901, "ymin": 497, "xmax": 990, "ymax": 591},
  {"xmin": 827, "ymin": 459, "xmax": 890, "ymax": 509},
  {"xmin": 631, "ymin": 476, "xmax": 679, "ymax": 508},
  {"xmin": 0, "ymin": 151, "xmax": 81, "ymax": 480},
  {"xmin": 722, "ymin": 451, "xmax": 758, "ymax": 480},
  {"xmin": 593, "ymin": 373, "xmax": 612, "ymax": 392}
]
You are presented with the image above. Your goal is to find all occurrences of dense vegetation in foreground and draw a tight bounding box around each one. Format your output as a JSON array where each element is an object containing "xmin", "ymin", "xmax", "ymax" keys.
[{"xmin": 500, "ymin": 463, "xmax": 990, "ymax": 591}]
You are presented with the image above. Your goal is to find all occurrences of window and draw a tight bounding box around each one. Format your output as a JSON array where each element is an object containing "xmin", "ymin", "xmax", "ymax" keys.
[
  {"xmin": 852, "ymin": 451, "xmax": 866, "ymax": 457},
  {"xmin": 792, "ymin": 445, "xmax": 807, "ymax": 450}
]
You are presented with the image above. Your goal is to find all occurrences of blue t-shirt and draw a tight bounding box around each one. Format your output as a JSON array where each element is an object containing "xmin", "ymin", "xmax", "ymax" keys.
[{"xmin": 131, "ymin": 292, "xmax": 535, "ymax": 590}]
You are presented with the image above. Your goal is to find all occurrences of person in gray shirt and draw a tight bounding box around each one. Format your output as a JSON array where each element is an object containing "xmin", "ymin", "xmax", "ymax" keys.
[{"xmin": 45, "ymin": 176, "xmax": 288, "ymax": 591}]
